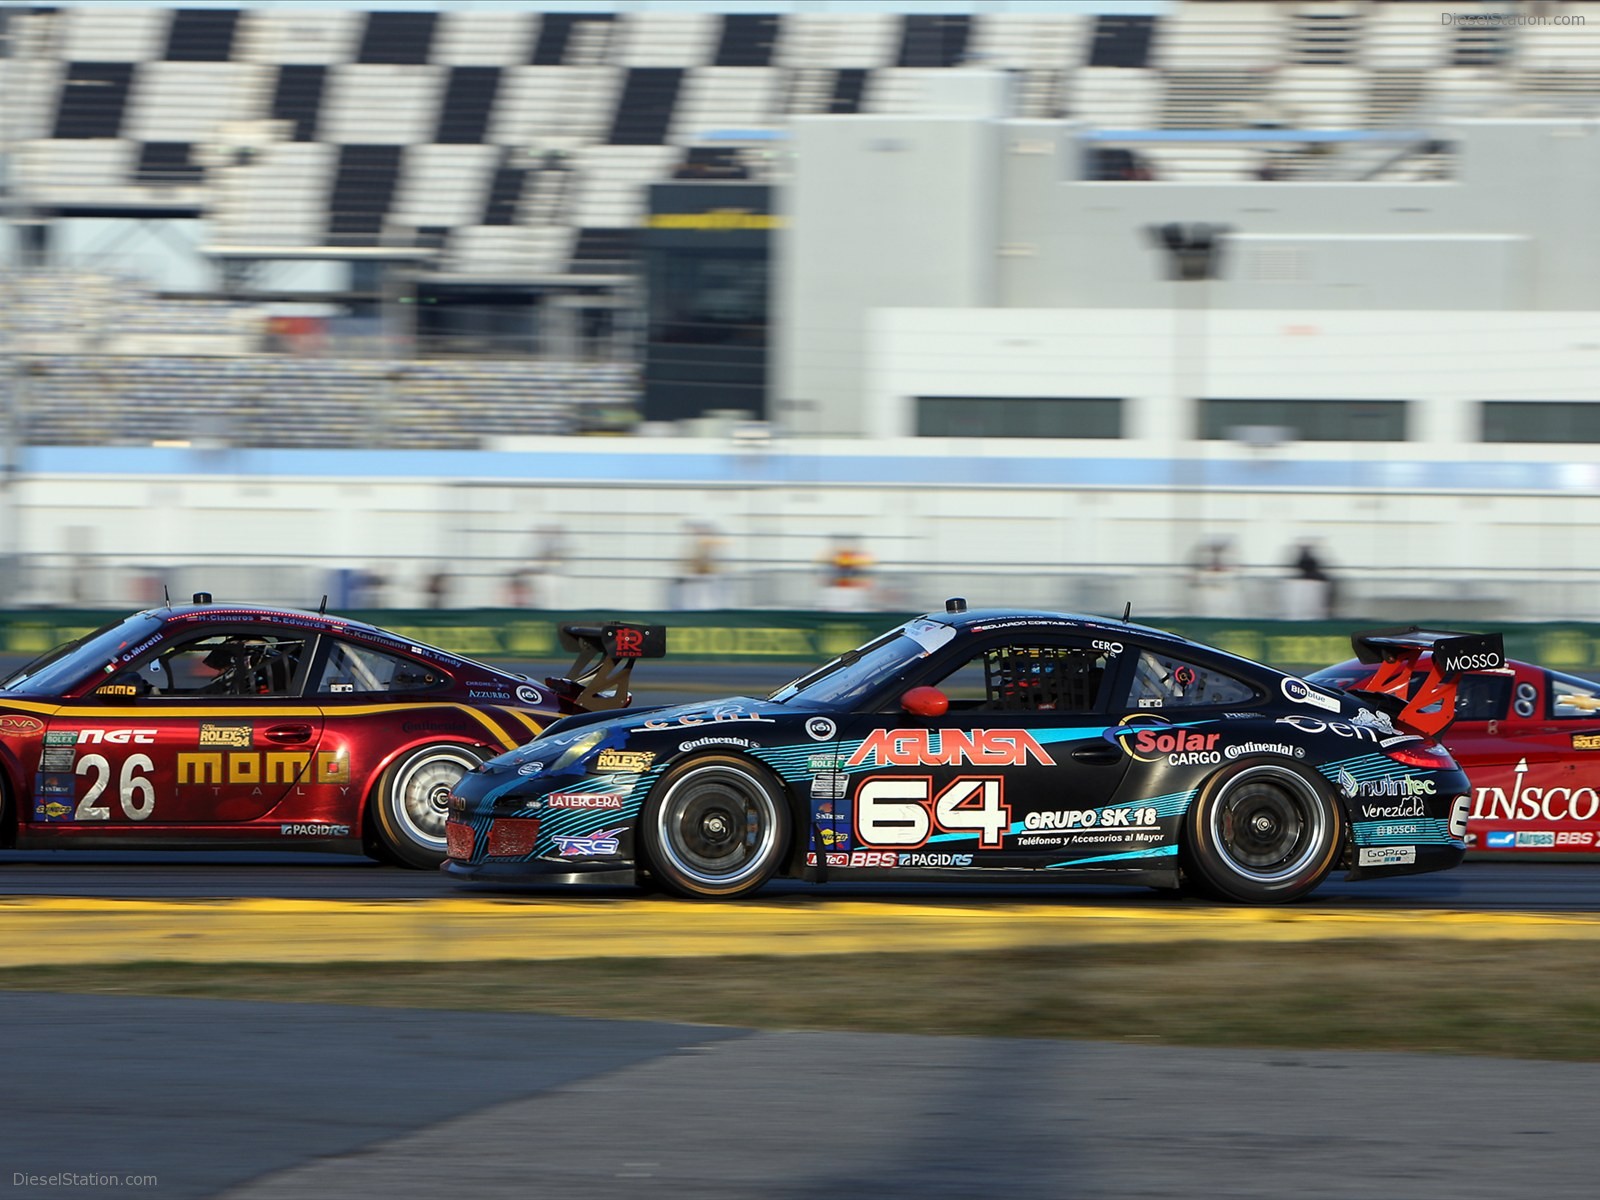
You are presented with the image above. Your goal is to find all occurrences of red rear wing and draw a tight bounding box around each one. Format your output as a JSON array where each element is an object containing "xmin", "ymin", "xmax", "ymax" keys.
[
  {"xmin": 545, "ymin": 622, "xmax": 667, "ymax": 713},
  {"xmin": 1349, "ymin": 627, "xmax": 1506, "ymax": 738}
]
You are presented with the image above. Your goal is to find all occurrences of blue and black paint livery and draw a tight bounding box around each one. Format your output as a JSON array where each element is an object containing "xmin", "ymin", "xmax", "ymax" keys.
[{"xmin": 445, "ymin": 607, "xmax": 1494, "ymax": 903}]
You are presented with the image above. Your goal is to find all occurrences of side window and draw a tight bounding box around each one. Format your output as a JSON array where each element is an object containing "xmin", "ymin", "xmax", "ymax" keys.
[
  {"xmin": 133, "ymin": 633, "xmax": 307, "ymax": 697},
  {"xmin": 1128, "ymin": 650, "xmax": 1254, "ymax": 709},
  {"xmin": 1455, "ymin": 675, "xmax": 1511, "ymax": 721},
  {"xmin": 1548, "ymin": 672, "xmax": 1600, "ymax": 720},
  {"xmin": 931, "ymin": 643, "xmax": 1113, "ymax": 714},
  {"xmin": 312, "ymin": 641, "xmax": 443, "ymax": 695}
]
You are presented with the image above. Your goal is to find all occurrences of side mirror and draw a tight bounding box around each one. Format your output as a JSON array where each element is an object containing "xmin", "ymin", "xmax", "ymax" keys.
[{"xmin": 901, "ymin": 686, "xmax": 949, "ymax": 718}]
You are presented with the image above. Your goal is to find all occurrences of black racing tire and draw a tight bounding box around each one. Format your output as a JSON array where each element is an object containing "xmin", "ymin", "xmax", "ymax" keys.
[
  {"xmin": 370, "ymin": 743, "xmax": 486, "ymax": 870},
  {"xmin": 639, "ymin": 754, "xmax": 790, "ymax": 900},
  {"xmin": 1183, "ymin": 759, "xmax": 1343, "ymax": 904}
]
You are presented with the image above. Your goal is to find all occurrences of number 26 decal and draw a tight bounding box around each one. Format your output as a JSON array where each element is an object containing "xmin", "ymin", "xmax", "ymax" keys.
[
  {"xmin": 74, "ymin": 754, "xmax": 157, "ymax": 822},
  {"xmin": 855, "ymin": 775, "xmax": 1009, "ymax": 849}
]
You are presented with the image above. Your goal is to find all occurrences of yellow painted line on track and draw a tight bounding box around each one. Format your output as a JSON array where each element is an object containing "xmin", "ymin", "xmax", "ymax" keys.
[{"xmin": 1, "ymin": 898, "xmax": 1599, "ymax": 967}]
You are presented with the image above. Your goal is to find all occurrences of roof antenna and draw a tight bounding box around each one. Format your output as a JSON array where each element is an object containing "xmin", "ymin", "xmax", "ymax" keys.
[
  {"xmin": 163, "ymin": 585, "xmax": 171, "ymax": 608},
  {"xmin": 318, "ymin": 594, "xmax": 328, "ymax": 615},
  {"xmin": 1121, "ymin": 601, "xmax": 1132, "ymax": 623}
]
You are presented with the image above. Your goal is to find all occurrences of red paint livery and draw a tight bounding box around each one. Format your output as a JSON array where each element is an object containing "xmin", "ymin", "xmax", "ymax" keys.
[
  {"xmin": 0, "ymin": 603, "xmax": 652, "ymax": 868},
  {"xmin": 1312, "ymin": 648, "xmax": 1600, "ymax": 855}
]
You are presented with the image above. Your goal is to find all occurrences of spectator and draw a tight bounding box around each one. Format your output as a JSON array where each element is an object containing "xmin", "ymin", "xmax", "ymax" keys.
[
  {"xmin": 674, "ymin": 521, "xmax": 724, "ymax": 610},
  {"xmin": 358, "ymin": 565, "xmax": 387, "ymax": 609},
  {"xmin": 505, "ymin": 569, "xmax": 532, "ymax": 608},
  {"xmin": 819, "ymin": 536, "xmax": 874, "ymax": 611},
  {"xmin": 503, "ymin": 525, "xmax": 568, "ymax": 608},
  {"xmin": 1191, "ymin": 536, "xmax": 1239, "ymax": 618},
  {"xmin": 1284, "ymin": 539, "xmax": 1336, "ymax": 620},
  {"xmin": 425, "ymin": 570, "xmax": 449, "ymax": 610}
]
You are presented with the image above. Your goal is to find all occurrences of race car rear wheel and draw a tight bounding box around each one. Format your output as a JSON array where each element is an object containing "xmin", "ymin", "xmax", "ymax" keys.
[
  {"xmin": 370, "ymin": 743, "xmax": 486, "ymax": 870},
  {"xmin": 641, "ymin": 754, "xmax": 790, "ymax": 900},
  {"xmin": 1184, "ymin": 760, "xmax": 1342, "ymax": 904}
]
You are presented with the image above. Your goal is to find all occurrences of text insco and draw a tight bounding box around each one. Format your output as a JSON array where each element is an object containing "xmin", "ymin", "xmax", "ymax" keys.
[{"xmin": 1472, "ymin": 782, "xmax": 1600, "ymax": 823}]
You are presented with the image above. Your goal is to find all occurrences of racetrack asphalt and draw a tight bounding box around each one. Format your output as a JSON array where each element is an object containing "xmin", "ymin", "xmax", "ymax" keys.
[{"xmin": 6, "ymin": 991, "xmax": 1597, "ymax": 1200}]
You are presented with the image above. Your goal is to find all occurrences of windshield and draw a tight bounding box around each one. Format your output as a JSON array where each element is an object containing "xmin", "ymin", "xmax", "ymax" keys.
[
  {"xmin": 2, "ymin": 614, "xmax": 164, "ymax": 694},
  {"xmin": 768, "ymin": 619, "xmax": 957, "ymax": 709}
]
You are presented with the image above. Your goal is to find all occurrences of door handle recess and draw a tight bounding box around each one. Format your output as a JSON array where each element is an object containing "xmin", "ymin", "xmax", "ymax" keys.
[
  {"xmin": 1070, "ymin": 745, "xmax": 1124, "ymax": 766},
  {"xmin": 265, "ymin": 723, "xmax": 314, "ymax": 745}
]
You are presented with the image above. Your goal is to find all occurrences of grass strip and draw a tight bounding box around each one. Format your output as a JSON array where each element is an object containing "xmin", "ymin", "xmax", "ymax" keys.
[{"xmin": 2, "ymin": 939, "xmax": 1595, "ymax": 1059}]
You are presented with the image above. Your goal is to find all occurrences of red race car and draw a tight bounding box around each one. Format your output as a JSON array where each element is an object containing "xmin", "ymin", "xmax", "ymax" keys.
[
  {"xmin": 0, "ymin": 598, "xmax": 659, "ymax": 867},
  {"xmin": 1312, "ymin": 634, "xmax": 1600, "ymax": 853}
]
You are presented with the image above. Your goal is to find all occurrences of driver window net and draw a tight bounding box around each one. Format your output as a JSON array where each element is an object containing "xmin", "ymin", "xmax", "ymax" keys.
[{"xmin": 983, "ymin": 645, "xmax": 1107, "ymax": 713}]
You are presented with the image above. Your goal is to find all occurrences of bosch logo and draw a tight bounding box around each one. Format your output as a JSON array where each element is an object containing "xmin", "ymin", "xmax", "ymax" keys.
[{"xmin": 805, "ymin": 717, "xmax": 837, "ymax": 741}]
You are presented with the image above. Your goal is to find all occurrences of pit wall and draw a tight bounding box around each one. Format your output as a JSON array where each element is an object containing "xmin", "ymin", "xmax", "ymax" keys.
[{"xmin": 7, "ymin": 442, "xmax": 1600, "ymax": 620}]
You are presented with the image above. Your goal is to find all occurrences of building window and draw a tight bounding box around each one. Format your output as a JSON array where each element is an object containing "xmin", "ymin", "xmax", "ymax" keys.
[
  {"xmin": 1481, "ymin": 402, "xmax": 1600, "ymax": 443},
  {"xmin": 1201, "ymin": 399, "xmax": 1408, "ymax": 442},
  {"xmin": 915, "ymin": 397, "xmax": 1122, "ymax": 439}
]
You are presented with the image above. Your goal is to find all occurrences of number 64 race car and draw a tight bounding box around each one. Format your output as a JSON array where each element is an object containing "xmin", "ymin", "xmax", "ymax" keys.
[{"xmin": 446, "ymin": 603, "xmax": 1503, "ymax": 903}]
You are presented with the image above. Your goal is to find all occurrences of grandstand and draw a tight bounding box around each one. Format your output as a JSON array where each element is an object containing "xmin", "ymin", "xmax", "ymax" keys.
[
  {"xmin": 7, "ymin": 4, "xmax": 1600, "ymax": 615},
  {"xmin": 4, "ymin": 2, "xmax": 1600, "ymax": 447},
  {"xmin": 6, "ymin": 4, "xmax": 1597, "ymax": 274},
  {"xmin": 3, "ymin": 2, "xmax": 1600, "ymax": 448}
]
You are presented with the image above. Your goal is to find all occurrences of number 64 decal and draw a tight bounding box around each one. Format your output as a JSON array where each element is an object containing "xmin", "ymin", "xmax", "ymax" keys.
[
  {"xmin": 74, "ymin": 754, "xmax": 157, "ymax": 822},
  {"xmin": 855, "ymin": 775, "xmax": 1009, "ymax": 849}
]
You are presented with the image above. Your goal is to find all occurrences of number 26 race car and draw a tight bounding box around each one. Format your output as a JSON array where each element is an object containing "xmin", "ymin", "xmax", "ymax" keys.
[
  {"xmin": 0, "ymin": 599, "xmax": 655, "ymax": 868},
  {"xmin": 446, "ymin": 603, "xmax": 1503, "ymax": 903}
]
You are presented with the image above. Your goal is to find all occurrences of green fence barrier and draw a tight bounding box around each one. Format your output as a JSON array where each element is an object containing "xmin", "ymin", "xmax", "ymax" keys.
[{"xmin": 2, "ymin": 610, "xmax": 1596, "ymax": 674}]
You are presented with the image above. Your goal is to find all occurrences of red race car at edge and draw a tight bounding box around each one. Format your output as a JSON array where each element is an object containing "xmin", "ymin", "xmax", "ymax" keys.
[
  {"xmin": 0, "ymin": 598, "xmax": 659, "ymax": 867},
  {"xmin": 1312, "ymin": 635, "xmax": 1600, "ymax": 853}
]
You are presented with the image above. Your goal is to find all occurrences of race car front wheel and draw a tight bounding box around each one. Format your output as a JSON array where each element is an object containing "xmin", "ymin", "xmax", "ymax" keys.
[
  {"xmin": 641, "ymin": 754, "xmax": 790, "ymax": 899},
  {"xmin": 1184, "ymin": 760, "xmax": 1342, "ymax": 904},
  {"xmin": 370, "ymin": 743, "xmax": 486, "ymax": 870}
]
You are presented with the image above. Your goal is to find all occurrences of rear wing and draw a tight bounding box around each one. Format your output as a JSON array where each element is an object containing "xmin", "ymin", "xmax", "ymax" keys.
[
  {"xmin": 544, "ymin": 621, "xmax": 667, "ymax": 714},
  {"xmin": 1348, "ymin": 627, "xmax": 1506, "ymax": 738}
]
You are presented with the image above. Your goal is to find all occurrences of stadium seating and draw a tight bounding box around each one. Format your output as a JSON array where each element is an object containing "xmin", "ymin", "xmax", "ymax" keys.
[
  {"xmin": 7, "ymin": 3, "xmax": 1600, "ymax": 448},
  {"xmin": 21, "ymin": 347, "xmax": 633, "ymax": 450},
  {"xmin": 12, "ymin": 2, "xmax": 1600, "ymax": 276}
]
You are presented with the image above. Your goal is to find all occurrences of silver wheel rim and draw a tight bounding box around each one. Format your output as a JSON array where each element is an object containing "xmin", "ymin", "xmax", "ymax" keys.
[
  {"xmin": 655, "ymin": 764, "xmax": 781, "ymax": 889},
  {"xmin": 393, "ymin": 750, "xmax": 478, "ymax": 850},
  {"xmin": 1208, "ymin": 765, "xmax": 1329, "ymax": 884}
]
